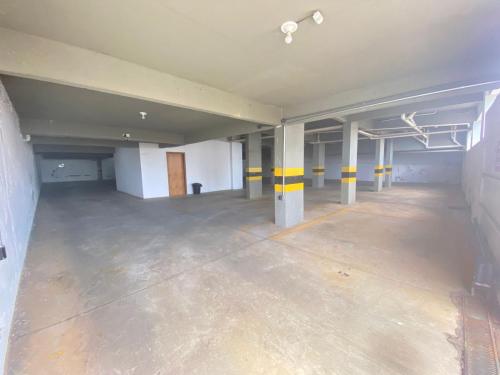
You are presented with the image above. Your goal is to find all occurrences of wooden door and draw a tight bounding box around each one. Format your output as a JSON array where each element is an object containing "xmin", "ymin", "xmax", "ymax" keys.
[{"xmin": 166, "ymin": 152, "xmax": 186, "ymax": 197}]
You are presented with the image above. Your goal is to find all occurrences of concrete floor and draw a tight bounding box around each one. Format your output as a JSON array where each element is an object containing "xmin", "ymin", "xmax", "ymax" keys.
[{"xmin": 7, "ymin": 181, "xmax": 473, "ymax": 374}]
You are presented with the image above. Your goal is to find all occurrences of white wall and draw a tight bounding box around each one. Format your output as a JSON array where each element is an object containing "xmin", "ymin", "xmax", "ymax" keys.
[
  {"xmin": 230, "ymin": 142, "xmax": 243, "ymax": 190},
  {"xmin": 40, "ymin": 158, "xmax": 98, "ymax": 183},
  {"xmin": 463, "ymin": 93, "xmax": 500, "ymax": 264},
  {"xmin": 166, "ymin": 140, "xmax": 241, "ymax": 195},
  {"xmin": 114, "ymin": 140, "xmax": 242, "ymax": 198},
  {"xmin": 102, "ymin": 157, "xmax": 115, "ymax": 180},
  {"xmin": 114, "ymin": 147, "xmax": 143, "ymax": 198},
  {"xmin": 0, "ymin": 79, "xmax": 39, "ymax": 373},
  {"xmin": 139, "ymin": 143, "xmax": 168, "ymax": 199}
]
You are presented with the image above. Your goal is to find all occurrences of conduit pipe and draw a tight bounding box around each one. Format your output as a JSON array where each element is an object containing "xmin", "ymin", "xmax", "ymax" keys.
[{"xmin": 401, "ymin": 112, "xmax": 428, "ymax": 145}]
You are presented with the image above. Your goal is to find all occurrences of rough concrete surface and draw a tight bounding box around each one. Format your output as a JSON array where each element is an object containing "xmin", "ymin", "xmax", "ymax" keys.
[{"xmin": 7, "ymin": 181, "xmax": 471, "ymax": 374}]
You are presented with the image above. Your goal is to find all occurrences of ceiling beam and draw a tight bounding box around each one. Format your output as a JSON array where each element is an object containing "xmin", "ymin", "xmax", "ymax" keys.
[
  {"xmin": 185, "ymin": 123, "xmax": 273, "ymax": 144},
  {"xmin": 30, "ymin": 136, "xmax": 138, "ymax": 148},
  {"xmin": 283, "ymin": 73, "xmax": 500, "ymax": 124},
  {"xmin": 33, "ymin": 144, "xmax": 115, "ymax": 154},
  {"xmin": 22, "ymin": 118, "xmax": 184, "ymax": 145},
  {"xmin": 0, "ymin": 27, "xmax": 282, "ymax": 126}
]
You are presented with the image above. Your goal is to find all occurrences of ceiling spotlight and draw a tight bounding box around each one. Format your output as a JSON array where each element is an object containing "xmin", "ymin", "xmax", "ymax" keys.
[
  {"xmin": 281, "ymin": 21, "xmax": 298, "ymax": 45},
  {"xmin": 312, "ymin": 10, "xmax": 324, "ymax": 25},
  {"xmin": 139, "ymin": 111, "xmax": 147, "ymax": 120}
]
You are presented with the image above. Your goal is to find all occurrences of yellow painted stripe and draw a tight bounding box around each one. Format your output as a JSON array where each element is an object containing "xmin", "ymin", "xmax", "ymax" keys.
[
  {"xmin": 274, "ymin": 183, "xmax": 304, "ymax": 193},
  {"xmin": 341, "ymin": 166, "xmax": 357, "ymax": 173},
  {"xmin": 341, "ymin": 177, "xmax": 356, "ymax": 183},
  {"xmin": 274, "ymin": 167, "xmax": 304, "ymax": 177},
  {"xmin": 385, "ymin": 172, "xmax": 392, "ymax": 175},
  {"xmin": 384, "ymin": 165, "xmax": 392, "ymax": 168},
  {"xmin": 313, "ymin": 172, "xmax": 325, "ymax": 176},
  {"xmin": 374, "ymin": 173, "xmax": 384, "ymax": 177},
  {"xmin": 246, "ymin": 167, "xmax": 262, "ymax": 173},
  {"xmin": 313, "ymin": 166, "xmax": 325, "ymax": 169},
  {"xmin": 375, "ymin": 165, "xmax": 384, "ymax": 170},
  {"xmin": 246, "ymin": 176, "xmax": 262, "ymax": 181}
]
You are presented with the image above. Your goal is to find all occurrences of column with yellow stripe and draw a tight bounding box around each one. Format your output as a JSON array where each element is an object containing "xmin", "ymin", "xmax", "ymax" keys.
[
  {"xmin": 274, "ymin": 123, "xmax": 304, "ymax": 227},
  {"xmin": 312, "ymin": 143, "xmax": 326, "ymax": 188},
  {"xmin": 373, "ymin": 138, "xmax": 385, "ymax": 192},
  {"xmin": 341, "ymin": 121, "xmax": 359, "ymax": 205},
  {"xmin": 245, "ymin": 133, "xmax": 262, "ymax": 199},
  {"xmin": 384, "ymin": 139, "xmax": 393, "ymax": 188}
]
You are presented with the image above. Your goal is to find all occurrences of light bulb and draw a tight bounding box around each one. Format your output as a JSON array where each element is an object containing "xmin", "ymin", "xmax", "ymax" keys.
[
  {"xmin": 285, "ymin": 32, "xmax": 293, "ymax": 44},
  {"xmin": 313, "ymin": 11, "xmax": 324, "ymax": 25}
]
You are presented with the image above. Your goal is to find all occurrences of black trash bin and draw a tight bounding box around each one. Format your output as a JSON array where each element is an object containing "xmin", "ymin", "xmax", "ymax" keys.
[{"xmin": 192, "ymin": 183, "xmax": 202, "ymax": 195}]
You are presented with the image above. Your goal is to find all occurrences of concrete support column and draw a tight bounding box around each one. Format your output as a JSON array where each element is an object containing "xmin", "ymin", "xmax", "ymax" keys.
[
  {"xmin": 384, "ymin": 139, "xmax": 394, "ymax": 188},
  {"xmin": 312, "ymin": 143, "xmax": 326, "ymax": 188},
  {"xmin": 374, "ymin": 139, "xmax": 385, "ymax": 192},
  {"xmin": 340, "ymin": 121, "xmax": 358, "ymax": 205},
  {"xmin": 274, "ymin": 124, "xmax": 304, "ymax": 228},
  {"xmin": 270, "ymin": 144, "xmax": 275, "ymax": 186},
  {"xmin": 245, "ymin": 133, "xmax": 262, "ymax": 199}
]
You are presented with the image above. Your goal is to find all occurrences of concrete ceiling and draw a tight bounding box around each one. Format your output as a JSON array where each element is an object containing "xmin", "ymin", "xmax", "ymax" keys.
[
  {"xmin": 2, "ymin": 75, "xmax": 260, "ymax": 135},
  {"xmin": 1, "ymin": 0, "xmax": 499, "ymax": 108}
]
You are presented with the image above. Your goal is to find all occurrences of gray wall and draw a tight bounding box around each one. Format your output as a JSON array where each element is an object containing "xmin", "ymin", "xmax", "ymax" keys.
[
  {"xmin": 39, "ymin": 158, "xmax": 98, "ymax": 183},
  {"xmin": 102, "ymin": 157, "xmax": 115, "ymax": 180},
  {"xmin": 463, "ymin": 93, "xmax": 500, "ymax": 263},
  {"xmin": 264, "ymin": 140, "xmax": 463, "ymax": 185},
  {"xmin": 0, "ymin": 80, "xmax": 39, "ymax": 372}
]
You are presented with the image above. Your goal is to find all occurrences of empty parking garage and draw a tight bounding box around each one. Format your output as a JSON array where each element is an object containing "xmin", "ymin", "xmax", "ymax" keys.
[{"xmin": 1, "ymin": 2, "xmax": 500, "ymax": 374}]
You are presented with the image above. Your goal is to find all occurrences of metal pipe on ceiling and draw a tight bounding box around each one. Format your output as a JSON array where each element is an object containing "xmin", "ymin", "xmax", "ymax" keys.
[{"xmin": 369, "ymin": 122, "xmax": 470, "ymax": 132}]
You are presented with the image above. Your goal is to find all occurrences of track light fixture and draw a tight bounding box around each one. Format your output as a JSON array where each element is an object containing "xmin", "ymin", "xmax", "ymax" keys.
[{"xmin": 280, "ymin": 10, "xmax": 324, "ymax": 45}]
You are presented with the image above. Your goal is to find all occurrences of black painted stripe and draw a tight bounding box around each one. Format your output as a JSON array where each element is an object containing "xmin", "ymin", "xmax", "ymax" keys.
[
  {"xmin": 312, "ymin": 168, "xmax": 325, "ymax": 173},
  {"xmin": 385, "ymin": 167, "xmax": 393, "ymax": 172},
  {"xmin": 276, "ymin": 176, "xmax": 304, "ymax": 184},
  {"xmin": 246, "ymin": 172, "xmax": 262, "ymax": 177},
  {"xmin": 341, "ymin": 171, "xmax": 357, "ymax": 178},
  {"xmin": 374, "ymin": 168, "xmax": 384, "ymax": 174}
]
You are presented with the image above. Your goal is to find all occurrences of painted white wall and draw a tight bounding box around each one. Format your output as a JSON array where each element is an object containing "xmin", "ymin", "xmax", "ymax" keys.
[
  {"xmin": 40, "ymin": 159, "xmax": 98, "ymax": 183},
  {"xmin": 139, "ymin": 143, "xmax": 168, "ymax": 199},
  {"xmin": 0, "ymin": 79, "xmax": 39, "ymax": 373},
  {"xmin": 102, "ymin": 157, "xmax": 115, "ymax": 180},
  {"xmin": 114, "ymin": 147, "xmax": 143, "ymax": 198},
  {"xmin": 114, "ymin": 140, "xmax": 241, "ymax": 199},
  {"xmin": 230, "ymin": 142, "xmax": 243, "ymax": 190},
  {"xmin": 165, "ymin": 140, "xmax": 240, "ymax": 195}
]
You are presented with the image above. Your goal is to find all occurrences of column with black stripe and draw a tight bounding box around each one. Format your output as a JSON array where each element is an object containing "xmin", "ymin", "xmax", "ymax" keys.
[
  {"xmin": 274, "ymin": 123, "xmax": 304, "ymax": 227},
  {"xmin": 245, "ymin": 132, "xmax": 262, "ymax": 199},
  {"xmin": 374, "ymin": 138, "xmax": 385, "ymax": 192},
  {"xmin": 341, "ymin": 121, "xmax": 358, "ymax": 205}
]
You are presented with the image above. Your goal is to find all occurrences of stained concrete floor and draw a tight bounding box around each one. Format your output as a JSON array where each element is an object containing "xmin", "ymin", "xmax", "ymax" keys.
[{"xmin": 7, "ymin": 181, "xmax": 474, "ymax": 374}]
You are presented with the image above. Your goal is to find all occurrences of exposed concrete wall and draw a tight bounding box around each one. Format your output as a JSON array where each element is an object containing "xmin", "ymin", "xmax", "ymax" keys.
[
  {"xmin": 39, "ymin": 159, "xmax": 98, "ymax": 183},
  {"xmin": 102, "ymin": 157, "xmax": 115, "ymax": 180},
  {"xmin": 0, "ymin": 80, "xmax": 39, "ymax": 373},
  {"xmin": 114, "ymin": 147, "xmax": 143, "ymax": 198},
  {"xmin": 278, "ymin": 141, "xmax": 464, "ymax": 185},
  {"xmin": 463, "ymin": 93, "xmax": 500, "ymax": 263}
]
